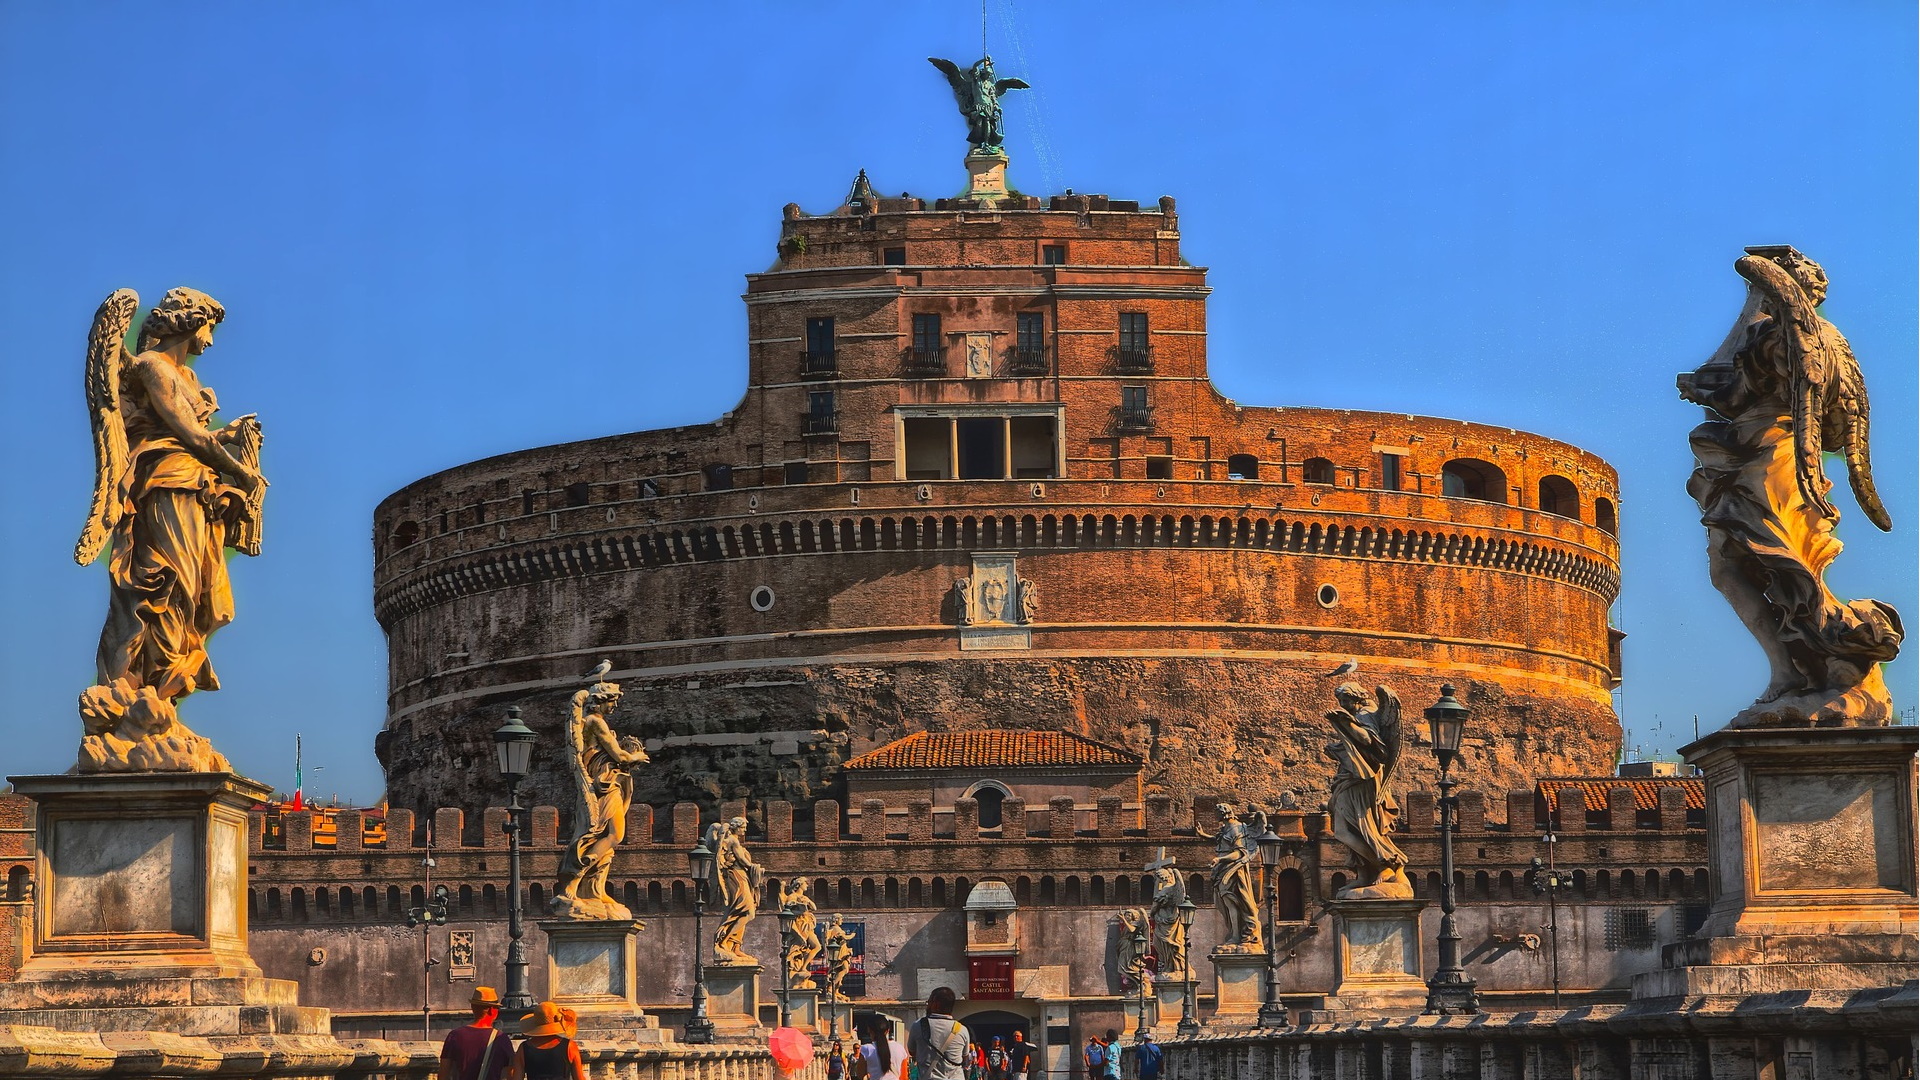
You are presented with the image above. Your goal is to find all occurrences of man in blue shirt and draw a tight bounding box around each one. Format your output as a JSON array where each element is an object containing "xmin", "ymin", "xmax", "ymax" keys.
[{"xmin": 1135, "ymin": 1034, "xmax": 1165, "ymax": 1080}]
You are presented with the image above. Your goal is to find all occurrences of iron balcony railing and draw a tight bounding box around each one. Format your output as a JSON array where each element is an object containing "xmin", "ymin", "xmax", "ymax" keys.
[
  {"xmin": 1006, "ymin": 345, "xmax": 1052, "ymax": 376},
  {"xmin": 1112, "ymin": 344, "xmax": 1155, "ymax": 373},
  {"xmin": 799, "ymin": 349, "xmax": 838, "ymax": 378},
  {"xmin": 903, "ymin": 345, "xmax": 947, "ymax": 377},
  {"xmin": 1114, "ymin": 404, "xmax": 1156, "ymax": 433},
  {"xmin": 802, "ymin": 411, "xmax": 840, "ymax": 436}
]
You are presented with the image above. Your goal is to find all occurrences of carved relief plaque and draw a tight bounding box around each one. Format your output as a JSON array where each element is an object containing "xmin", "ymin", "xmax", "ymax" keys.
[
  {"xmin": 447, "ymin": 930, "xmax": 476, "ymax": 980},
  {"xmin": 959, "ymin": 551, "xmax": 1031, "ymax": 651},
  {"xmin": 965, "ymin": 333, "xmax": 995, "ymax": 379}
]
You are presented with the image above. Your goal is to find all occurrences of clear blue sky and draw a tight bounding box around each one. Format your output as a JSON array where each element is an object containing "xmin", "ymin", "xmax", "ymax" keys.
[{"xmin": 2, "ymin": 4, "xmax": 1912, "ymax": 805}]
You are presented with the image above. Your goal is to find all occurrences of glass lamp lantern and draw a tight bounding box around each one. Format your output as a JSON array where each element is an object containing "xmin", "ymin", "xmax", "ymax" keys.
[
  {"xmin": 1424, "ymin": 684, "xmax": 1469, "ymax": 768},
  {"xmin": 492, "ymin": 706, "xmax": 537, "ymax": 782}
]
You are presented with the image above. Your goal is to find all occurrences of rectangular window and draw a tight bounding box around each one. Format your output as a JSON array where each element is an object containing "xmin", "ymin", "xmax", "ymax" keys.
[
  {"xmin": 1119, "ymin": 312, "xmax": 1149, "ymax": 351},
  {"xmin": 564, "ymin": 482, "xmax": 591, "ymax": 507},
  {"xmin": 1042, "ymin": 245, "xmax": 1066, "ymax": 265},
  {"xmin": 805, "ymin": 317, "xmax": 835, "ymax": 358},
  {"xmin": 903, "ymin": 417, "xmax": 952, "ymax": 480},
  {"xmin": 1010, "ymin": 416, "xmax": 1058, "ymax": 479},
  {"xmin": 1605, "ymin": 908, "xmax": 1657, "ymax": 951},
  {"xmin": 809, "ymin": 390, "xmax": 835, "ymax": 420},
  {"xmin": 1380, "ymin": 452, "xmax": 1403, "ymax": 491},
  {"xmin": 784, "ymin": 461, "xmax": 810, "ymax": 485},
  {"xmin": 882, "ymin": 246, "xmax": 906, "ymax": 265},
  {"xmin": 1017, "ymin": 311, "xmax": 1045, "ymax": 351},
  {"xmin": 1122, "ymin": 385, "xmax": 1148, "ymax": 411},
  {"xmin": 1146, "ymin": 456, "xmax": 1174, "ymax": 480},
  {"xmin": 956, "ymin": 417, "xmax": 1006, "ymax": 480},
  {"xmin": 639, "ymin": 479, "xmax": 659, "ymax": 499},
  {"xmin": 522, "ymin": 489, "xmax": 536, "ymax": 515},
  {"xmin": 912, "ymin": 313, "xmax": 942, "ymax": 352}
]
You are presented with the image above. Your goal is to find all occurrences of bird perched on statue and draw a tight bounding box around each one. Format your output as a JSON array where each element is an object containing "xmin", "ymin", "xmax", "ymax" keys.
[
  {"xmin": 583, "ymin": 658, "xmax": 612, "ymax": 682},
  {"xmin": 1325, "ymin": 659, "xmax": 1359, "ymax": 678}
]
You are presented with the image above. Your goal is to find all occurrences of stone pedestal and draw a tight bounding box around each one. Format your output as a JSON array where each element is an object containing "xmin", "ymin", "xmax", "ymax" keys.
[
  {"xmin": 1315, "ymin": 898, "xmax": 1428, "ymax": 1018},
  {"xmin": 965, "ymin": 149, "xmax": 1009, "ymax": 200},
  {"xmin": 1633, "ymin": 725, "xmax": 1918, "ymax": 1000},
  {"xmin": 0, "ymin": 772, "xmax": 328, "ymax": 1036},
  {"xmin": 1207, "ymin": 949, "xmax": 1269, "ymax": 1023},
  {"xmin": 538, "ymin": 918, "xmax": 667, "ymax": 1042},
  {"xmin": 1152, "ymin": 979, "xmax": 1189, "ymax": 1035},
  {"xmin": 777, "ymin": 986, "xmax": 820, "ymax": 1031},
  {"xmin": 703, "ymin": 963, "xmax": 764, "ymax": 1037}
]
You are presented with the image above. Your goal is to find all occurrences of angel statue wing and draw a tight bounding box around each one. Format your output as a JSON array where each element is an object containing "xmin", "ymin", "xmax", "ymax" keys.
[
  {"xmin": 1735, "ymin": 251, "xmax": 1891, "ymax": 532},
  {"xmin": 1374, "ymin": 685, "xmax": 1402, "ymax": 781},
  {"xmin": 927, "ymin": 57, "xmax": 970, "ymax": 110},
  {"xmin": 75, "ymin": 289, "xmax": 139, "ymax": 566},
  {"xmin": 994, "ymin": 78, "xmax": 1031, "ymax": 94}
]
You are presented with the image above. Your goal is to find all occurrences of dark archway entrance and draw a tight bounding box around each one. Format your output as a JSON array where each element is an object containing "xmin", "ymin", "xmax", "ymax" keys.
[{"xmin": 956, "ymin": 1007, "xmax": 1035, "ymax": 1062}]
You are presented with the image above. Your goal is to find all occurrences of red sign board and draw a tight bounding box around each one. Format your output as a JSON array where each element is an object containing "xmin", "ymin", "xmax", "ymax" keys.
[{"xmin": 969, "ymin": 956, "xmax": 1015, "ymax": 1000}]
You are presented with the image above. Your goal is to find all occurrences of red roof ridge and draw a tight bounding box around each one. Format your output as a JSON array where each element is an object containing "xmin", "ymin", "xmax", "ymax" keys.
[{"xmin": 845, "ymin": 729, "xmax": 1142, "ymax": 771}]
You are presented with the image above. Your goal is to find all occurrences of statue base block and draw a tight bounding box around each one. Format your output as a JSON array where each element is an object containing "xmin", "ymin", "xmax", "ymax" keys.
[
  {"xmin": 0, "ymin": 772, "xmax": 329, "ymax": 1036},
  {"xmin": 1151, "ymin": 979, "xmax": 1189, "ymax": 1036},
  {"xmin": 1309, "ymin": 898, "xmax": 1429, "ymax": 1019},
  {"xmin": 1632, "ymin": 725, "xmax": 1917, "ymax": 1002},
  {"xmin": 702, "ymin": 963, "xmax": 764, "ymax": 1037},
  {"xmin": 964, "ymin": 149, "xmax": 1010, "ymax": 200},
  {"xmin": 1207, "ymin": 950, "xmax": 1269, "ymax": 1022},
  {"xmin": 538, "ymin": 918, "xmax": 668, "ymax": 1042},
  {"xmin": 777, "ymin": 986, "xmax": 820, "ymax": 1031}
]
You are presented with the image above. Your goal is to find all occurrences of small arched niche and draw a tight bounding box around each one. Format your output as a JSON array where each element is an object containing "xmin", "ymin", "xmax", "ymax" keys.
[{"xmin": 1441, "ymin": 458, "xmax": 1507, "ymax": 503}]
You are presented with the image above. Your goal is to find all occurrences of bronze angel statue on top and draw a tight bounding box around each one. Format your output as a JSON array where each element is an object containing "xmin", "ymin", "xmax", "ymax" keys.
[
  {"xmin": 74, "ymin": 288, "xmax": 265, "ymax": 773},
  {"xmin": 1325, "ymin": 683, "xmax": 1414, "ymax": 899},
  {"xmin": 928, "ymin": 56, "xmax": 1029, "ymax": 152},
  {"xmin": 1678, "ymin": 247, "xmax": 1901, "ymax": 727}
]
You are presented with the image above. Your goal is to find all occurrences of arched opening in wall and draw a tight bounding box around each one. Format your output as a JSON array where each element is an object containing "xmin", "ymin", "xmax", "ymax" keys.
[
  {"xmin": 624, "ymin": 882, "xmax": 639, "ymax": 912},
  {"xmin": 1116, "ymin": 877, "xmax": 1131, "ymax": 904},
  {"xmin": 1090, "ymin": 876, "xmax": 1107, "ymax": 905},
  {"xmin": 1301, "ymin": 457, "xmax": 1335, "ymax": 485},
  {"xmin": 336, "ymin": 887, "xmax": 352, "ymax": 916},
  {"xmin": 387, "ymin": 886, "xmax": 401, "ymax": 913},
  {"xmin": 1571, "ymin": 870, "xmax": 1589, "ymax": 898},
  {"xmin": 932, "ymin": 879, "xmax": 948, "ymax": 907},
  {"xmin": 459, "ymin": 885, "xmax": 474, "ymax": 913},
  {"xmin": 1645, "ymin": 869, "xmax": 1662, "ymax": 898},
  {"xmin": 1498, "ymin": 871, "xmax": 1515, "ymax": 900},
  {"xmin": 1013, "ymin": 877, "xmax": 1030, "ymax": 905},
  {"xmin": 1538, "ymin": 475, "xmax": 1580, "ymax": 519},
  {"xmin": 484, "ymin": 884, "xmax": 499, "ymax": 914},
  {"xmin": 292, "ymin": 888, "xmax": 308, "ymax": 921},
  {"xmin": 267, "ymin": 888, "xmax": 283, "ymax": 918},
  {"xmin": 1276, "ymin": 869, "xmax": 1305, "ymax": 921},
  {"xmin": 838, "ymin": 878, "xmax": 854, "ymax": 906},
  {"xmin": 1694, "ymin": 869, "xmax": 1709, "ymax": 897},
  {"xmin": 1473, "ymin": 871, "xmax": 1490, "ymax": 900},
  {"xmin": 1227, "ymin": 454, "xmax": 1259, "ymax": 480},
  {"xmin": 1063, "ymin": 877, "xmax": 1083, "ymax": 905},
  {"xmin": 909, "ymin": 878, "xmax": 925, "ymax": 906},
  {"xmin": 528, "ymin": 883, "xmax": 546, "ymax": 909},
  {"xmin": 1595, "ymin": 497, "xmax": 1617, "ymax": 535},
  {"xmin": 1670, "ymin": 869, "xmax": 1689, "ymax": 898},
  {"xmin": 391, "ymin": 521, "xmax": 420, "ymax": 548},
  {"xmin": 364, "ymin": 886, "xmax": 379, "ymax": 915},
  {"xmin": 1441, "ymin": 458, "xmax": 1507, "ymax": 502},
  {"xmin": 885, "ymin": 878, "xmax": 900, "ymax": 906},
  {"xmin": 1329, "ymin": 872, "xmax": 1348, "ymax": 896},
  {"xmin": 247, "ymin": 889, "xmax": 258, "ymax": 917},
  {"xmin": 1425, "ymin": 872, "xmax": 1442, "ymax": 900},
  {"xmin": 671, "ymin": 880, "xmax": 687, "ymax": 909},
  {"xmin": 964, "ymin": 781, "xmax": 1012, "ymax": 830},
  {"xmin": 5, "ymin": 865, "xmax": 26, "ymax": 901},
  {"xmin": 955, "ymin": 877, "xmax": 971, "ymax": 905},
  {"xmin": 1038, "ymin": 877, "xmax": 1056, "ymax": 905},
  {"xmin": 648, "ymin": 882, "xmax": 663, "ymax": 912}
]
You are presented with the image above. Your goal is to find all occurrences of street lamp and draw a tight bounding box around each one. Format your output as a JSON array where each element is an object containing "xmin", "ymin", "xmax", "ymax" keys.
[
  {"xmin": 1130, "ymin": 920, "xmax": 1151, "ymax": 1039},
  {"xmin": 1527, "ymin": 828, "xmax": 1575, "ymax": 1009},
  {"xmin": 1175, "ymin": 896, "xmax": 1199, "ymax": 1037},
  {"xmin": 491, "ymin": 707, "xmax": 538, "ymax": 1020},
  {"xmin": 683, "ymin": 839, "xmax": 716, "ymax": 1044},
  {"xmin": 776, "ymin": 901, "xmax": 800, "ymax": 1028},
  {"xmin": 1422, "ymin": 684, "xmax": 1480, "ymax": 1015},
  {"xmin": 1255, "ymin": 826, "xmax": 1287, "ymax": 1027},
  {"xmin": 402, "ymin": 876, "xmax": 450, "ymax": 1042}
]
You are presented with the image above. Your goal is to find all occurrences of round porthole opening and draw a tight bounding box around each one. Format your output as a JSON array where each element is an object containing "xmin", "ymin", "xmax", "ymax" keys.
[
  {"xmin": 1317, "ymin": 584, "xmax": 1339, "ymax": 608},
  {"xmin": 749, "ymin": 586, "xmax": 776, "ymax": 612}
]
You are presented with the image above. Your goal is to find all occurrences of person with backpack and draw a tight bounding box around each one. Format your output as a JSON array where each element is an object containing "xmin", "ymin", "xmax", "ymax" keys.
[
  {"xmin": 984, "ymin": 1036, "xmax": 1009, "ymax": 1080},
  {"xmin": 906, "ymin": 987, "xmax": 971, "ymax": 1080},
  {"xmin": 1134, "ymin": 1034, "xmax": 1164, "ymax": 1080}
]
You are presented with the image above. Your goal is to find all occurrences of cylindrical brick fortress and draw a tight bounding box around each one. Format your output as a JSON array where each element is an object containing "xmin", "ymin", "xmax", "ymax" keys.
[{"xmin": 373, "ymin": 181, "xmax": 1622, "ymax": 816}]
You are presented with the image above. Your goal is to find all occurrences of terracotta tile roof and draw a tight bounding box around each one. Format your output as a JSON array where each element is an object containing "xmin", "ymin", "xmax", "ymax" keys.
[
  {"xmin": 844, "ymin": 730, "xmax": 1142, "ymax": 771},
  {"xmin": 1537, "ymin": 777, "xmax": 1705, "ymax": 813}
]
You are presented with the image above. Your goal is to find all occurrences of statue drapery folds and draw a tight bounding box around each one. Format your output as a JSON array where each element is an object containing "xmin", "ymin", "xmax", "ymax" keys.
[
  {"xmin": 552, "ymin": 681, "xmax": 650, "ymax": 920},
  {"xmin": 75, "ymin": 287, "xmax": 265, "ymax": 774},
  {"xmin": 1678, "ymin": 247, "xmax": 1901, "ymax": 727},
  {"xmin": 1325, "ymin": 683, "xmax": 1414, "ymax": 900},
  {"xmin": 708, "ymin": 816, "xmax": 764, "ymax": 964},
  {"xmin": 1200, "ymin": 803, "xmax": 1263, "ymax": 953}
]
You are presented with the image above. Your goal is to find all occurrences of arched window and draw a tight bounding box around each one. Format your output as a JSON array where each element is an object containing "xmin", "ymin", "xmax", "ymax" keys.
[
  {"xmin": 1441, "ymin": 458, "xmax": 1508, "ymax": 503},
  {"xmin": 1538, "ymin": 475, "xmax": 1579, "ymax": 518},
  {"xmin": 964, "ymin": 781, "xmax": 1013, "ymax": 830},
  {"xmin": 5, "ymin": 865, "xmax": 28, "ymax": 901},
  {"xmin": 1275, "ymin": 868, "xmax": 1305, "ymax": 921},
  {"xmin": 1227, "ymin": 454, "xmax": 1259, "ymax": 480},
  {"xmin": 391, "ymin": 521, "xmax": 420, "ymax": 548},
  {"xmin": 1301, "ymin": 457, "xmax": 1335, "ymax": 485},
  {"xmin": 1595, "ymin": 497, "xmax": 1618, "ymax": 535}
]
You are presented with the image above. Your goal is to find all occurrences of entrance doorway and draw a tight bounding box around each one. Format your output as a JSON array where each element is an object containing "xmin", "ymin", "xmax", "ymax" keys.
[{"xmin": 955, "ymin": 1007, "xmax": 1036, "ymax": 1061}]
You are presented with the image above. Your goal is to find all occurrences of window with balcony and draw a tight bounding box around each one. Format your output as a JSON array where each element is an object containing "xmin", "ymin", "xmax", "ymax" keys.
[
  {"xmin": 804, "ymin": 390, "xmax": 838, "ymax": 436},
  {"xmin": 1116, "ymin": 312, "xmax": 1152, "ymax": 372},
  {"xmin": 1118, "ymin": 385, "xmax": 1153, "ymax": 431},
  {"xmin": 1010, "ymin": 311, "xmax": 1048, "ymax": 375},
  {"xmin": 802, "ymin": 317, "xmax": 836, "ymax": 377},
  {"xmin": 907, "ymin": 313, "xmax": 945, "ymax": 375}
]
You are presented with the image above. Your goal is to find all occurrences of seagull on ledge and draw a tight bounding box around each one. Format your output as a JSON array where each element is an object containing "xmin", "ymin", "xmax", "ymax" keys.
[
  {"xmin": 584, "ymin": 658, "xmax": 613, "ymax": 681},
  {"xmin": 1324, "ymin": 658, "xmax": 1359, "ymax": 678}
]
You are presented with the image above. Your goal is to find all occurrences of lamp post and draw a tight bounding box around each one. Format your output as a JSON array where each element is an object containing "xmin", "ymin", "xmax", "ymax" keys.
[
  {"xmin": 1255, "ymin": 826, "xmax": 1287, "ymax": 1027},
  {"xmin": 1130, "ymin": 920, "xmax": 1151, "ymax": 1039},
  {"xmin": 684, "ymin": 839, "xmax": 716, "ymax": 1044},
  {"xmin": 776, "ymin": 901, "xmax": 800, "ymax": 1028},
  {"xmin": 402, "ymin": 873, "xmax": 449, "ymax": 1042},
  {"xmin": 491, "ymin": 707, "xmax": 538, "ymax": 1021},
  {"xmin": 1175, "ymin": 896, "xmax": 1199, "ymax": 1037},
  {"xmin": 1423, "ymin": 684, "xmax": 1480, "ymax": 1015},
  {"xmin": 1527, "ymin": 828, "xmax": 1575, "ymax": 1009}
]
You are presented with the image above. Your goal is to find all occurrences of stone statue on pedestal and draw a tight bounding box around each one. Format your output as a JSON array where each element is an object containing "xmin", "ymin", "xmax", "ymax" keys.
[
  {"xmin": 1115, "ymin": 907, "xmax": 1151, "ymax": 990},
  {"xmin": 74, "ymin": 288, "xmax": 265, "ymax": 774},
  {"xmin": 927, "ymin": 57, "xmax": 1030, "ymax": 152},
  {"xmin": 1325, "ymin": 683, "xmax": 1414, "ymax": 900},
  {"xmin": 821, "ymin": 912, "xmax": 853, "ymax": 998},
  {"xmin": 707, "ymin": 816, "xmax": 764, "ymax": 964},
  {"xmin": 1199, "ymin": 803, "xmax": 1263, "ymax": 952},
  {"xmin": 779, "ymin": 877, "xmax": 821, "ymax": 989},
  {"xmin": 1678, "ymin": 246, "xmax": 1901, "ymax": 727},
  {"xmin": 1145, "ymin": 854, "xmax": 1190, "ymax": 982},
  {"xmin": 552, "ymin": 681, "xmax": 650, "ymax": 919}
]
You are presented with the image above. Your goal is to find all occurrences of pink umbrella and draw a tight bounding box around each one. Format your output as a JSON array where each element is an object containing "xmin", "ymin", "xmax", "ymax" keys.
[{"xmin": 769, "ymin": 1026, "xmax": 814, "ymax": 1073}]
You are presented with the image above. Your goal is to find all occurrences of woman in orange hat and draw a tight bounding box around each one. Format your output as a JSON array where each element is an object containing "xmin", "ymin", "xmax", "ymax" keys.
[{"xmin": 504, "ymin": 1001, "xmax": 587, "ymax": 1080}]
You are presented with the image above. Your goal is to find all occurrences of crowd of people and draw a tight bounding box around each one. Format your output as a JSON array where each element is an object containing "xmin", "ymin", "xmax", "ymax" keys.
[{"xmin": 436, "ymin": 983, "xmax": 1160, "ymax": 1080}]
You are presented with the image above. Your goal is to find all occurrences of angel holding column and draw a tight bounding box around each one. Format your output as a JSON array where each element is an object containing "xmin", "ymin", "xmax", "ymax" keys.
[{"xmin": 1325, "ymin": 683, "xmax": 1414, "ymax": 899}]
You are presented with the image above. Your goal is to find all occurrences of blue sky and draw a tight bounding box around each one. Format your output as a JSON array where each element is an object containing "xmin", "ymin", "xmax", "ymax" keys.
[{"xmin": 1, "ymin": 3, "xmax": 1912, "ymax": 804}]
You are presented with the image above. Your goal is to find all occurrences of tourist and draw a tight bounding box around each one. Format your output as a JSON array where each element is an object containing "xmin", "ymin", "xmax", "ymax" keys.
[
  {"xmin": 504, "ymin": 1001, "xmax": 587, "ymax": 1080},
  {"xmin": 1005, "ymin": 1030, "xmax": 1032, "ymax": 1080},
  {"xmin": 1101, "ymin": 1030, "xmax": 1123, "ymax": 1080},
  {"xmin": 437, "ymin": 986, "xmax": 511, "ymax": 1080},
  {"xmin": 827, "ymin": 1038, "xmax": 848, "ymax": 1080},
  {"xmin": 1135, "ymin": 1034, "xmax": 1163, "ymax": 1080},
  {"xmin": 856, "ymin": 1015, "xmax": 907, "ymax": 1080},
  {"xmin": 906, "ymin": 987, "xmax": 971, "ymax": 1080},
  {"xmin": 985, "ymin": 1035, "xmax": 1009, "ymax": 1080},
  {"xmin": 1083, "ymin": 1035, "xmax": 1107, "ymax": 1079}
]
